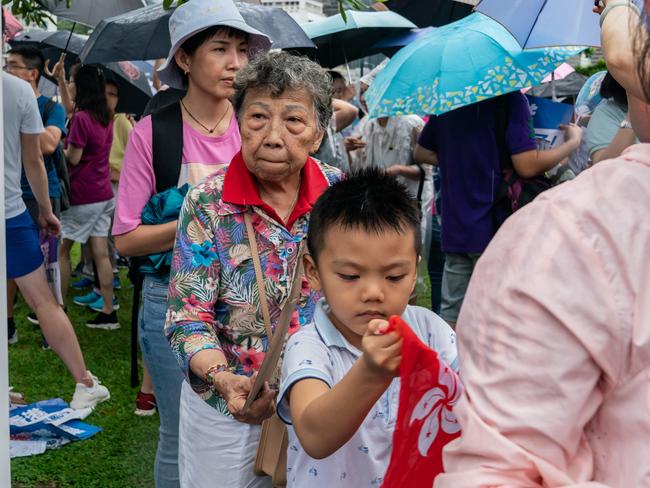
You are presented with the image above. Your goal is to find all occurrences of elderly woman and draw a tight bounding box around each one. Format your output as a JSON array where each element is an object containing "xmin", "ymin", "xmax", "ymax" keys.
[
  {"xmin": 435, "ymin": 1, "xmax": 650, "ymax": 487},
  {"xmin": 165, "ymin": 52, "xmax": 342, "ymax": 487}
]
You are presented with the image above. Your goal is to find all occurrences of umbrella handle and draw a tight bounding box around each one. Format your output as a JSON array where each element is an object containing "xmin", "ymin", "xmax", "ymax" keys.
[{"xmin": 63, "ymin": 22, "xmax": 76, "ymax": 54}]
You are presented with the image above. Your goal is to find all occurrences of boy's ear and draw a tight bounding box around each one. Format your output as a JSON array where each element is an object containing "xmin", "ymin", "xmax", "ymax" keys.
[{"xmin": 303, "ymin": 253, "xmax": 322, "ymax": 291}]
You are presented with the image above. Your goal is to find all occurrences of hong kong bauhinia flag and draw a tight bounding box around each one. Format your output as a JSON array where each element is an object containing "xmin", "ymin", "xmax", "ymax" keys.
[{"xmin": 381, "ymin": 316, "xmax": 463, "ymax": 488}]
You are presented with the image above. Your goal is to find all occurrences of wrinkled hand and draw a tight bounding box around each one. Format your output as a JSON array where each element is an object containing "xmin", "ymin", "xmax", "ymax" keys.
[
  {"xmin": 38, "ymin": 208, "xmax": 61, "ymax": 236},
  {"xmin": 560, "ymin": 123, "xmax": 582, "ymax": 147},
  {"xmin": 214, "ymin": 372, "xmax": 276, "ymax": 425},
  {"xmin": 361, "ymin": 319, "xmax": 403, "ymax": 379},
  {"xmin": 344, "ymin": 136, "xmax": 366, "ymax": 152},
  {"xmin": 44, "ymin": 53, "xmax": 67, "ymax": 83}
]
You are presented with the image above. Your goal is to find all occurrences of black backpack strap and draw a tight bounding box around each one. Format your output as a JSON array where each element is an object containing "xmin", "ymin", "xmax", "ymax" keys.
[
  {"xmin": 152, "ymin": 101, "xmax": 183, "ymax": 193},
  {"xmin": 42, "ymin": 98, "xmax": 56, "ymax": 126},
  {"xmin": 130, "ymin": 101, "xmax": 183, "ymax": 387}
]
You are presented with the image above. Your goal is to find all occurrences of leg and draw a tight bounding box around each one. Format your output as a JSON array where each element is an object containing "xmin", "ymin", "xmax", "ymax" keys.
[
  {"xmin": 58, "ymin": 238, "xmax": 74, "ymax": 302},
  {"xmin": 15, "ymin": 265, "xmax": 92, "ymax": 385},
  {"xmin": 439, "ymin": 253, "xmax": 479, "ymax": 328},
  {"xmin": 427, "ymin": 217, "xmax": 445, "ymax": 314},
  {"xmin": 7, "ymin": 279, "xmax": 17, "ymax": 320},
  {"xmin": 89, "ymin": 236, "xmax": 114, "ymax": 314},
  {"xmin": 142, "ymin": 362, "xmax": 154, "ymax": 394},
  {"xmin": 139, "ymin": 274, "xmax": 184, "ymax": 488}
]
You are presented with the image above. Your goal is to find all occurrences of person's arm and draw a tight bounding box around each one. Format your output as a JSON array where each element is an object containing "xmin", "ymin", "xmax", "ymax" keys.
[
  {"xmin": 598, "ymin": 0, "xmax": 645, "ymax": 101},
  {"xmin": 413, "ymin": 143, "xmax": 439, "ymax": 166},
  {"xmin": 40, "ymin": 126, "xmax": 62, "ymax": 156},
  {"xmin": 44, "ymin": 53, "xmax": 74, "ymax": 115},
  {"xmin": 22, "ymin": 133, "xmax": 60, "ymax": 235},
  {"xmin": 511, "ymin": 124, "xmax": 582, "ymax": 178},
  {"xmin": 64, "ymin": 144, "xmax": 83, "ymax": 166},
  {"xmin": 332, "ymin": 98, "xmax": 359, "ymax": 132},
  {"xmin": 591, "ymin": 119, "xmax": 637, "ymax": 164},
  {"xmin": 114, "ymin": 221, "xmax": 178, "ymax": 256},
  {"xmin": 289, "ymin": 320, "xmax": 401, "ymax": 459},
  {"xmin": 165, "ymin": 190, "xmax": 274, "ymax": 424}
]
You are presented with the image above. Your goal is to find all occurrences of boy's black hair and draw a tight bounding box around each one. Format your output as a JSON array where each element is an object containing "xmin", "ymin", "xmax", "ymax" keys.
[
  {"xmin": 7, "ymin": 46, "xmax": 45, "ymax": 84},
  {"xmin": 600, "ymin": 72, "xmax": 628, "ymax": 109},
  {"xmin": 307, "ymin": 168, "xmax": 422, "ymax": 262}
]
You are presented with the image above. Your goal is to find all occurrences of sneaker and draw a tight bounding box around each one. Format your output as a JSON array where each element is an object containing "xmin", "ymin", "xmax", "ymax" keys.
[
  {"xmin": 72, "ymin": 277, "xmax": 94, "ymax": 289},
  {"xmin": 86, "ymin": 311, "xmax": 120, "ymax": 330},
  {"xmin": 117, "ymin": 256, "xmax": 129, "ymax": 269},
  {"xmin": 134, "ymin": 391, "xmax": 157, "ymax": 417},
  {"xmin": 26, "ymin": 312, "xmax": 39, "ymax": 325},
  {"xmin": 72, "ymin": 261, "xmax": 85, "ymax": 278},
  {"xmin": 70, "ymin": 372, "xmax": 110, "ymax": 409},
  {"xmin": 8, "ymin": 318, "xmax": 17, "ymax": 345},
  {"xmin": 88, "ymin": 295, "xmax": 120, "ymax": 313},
  {"xmin": 73, "ymin": 290, "xmax": 101, "ymax": 307},
  {"xmin": 113, "ymin": 274, "xmax": 121, "ymax": 290}
]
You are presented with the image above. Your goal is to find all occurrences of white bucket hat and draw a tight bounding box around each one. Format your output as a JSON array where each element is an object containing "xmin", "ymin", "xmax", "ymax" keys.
[{"xmin": 157, "ymin": 0, "xmax": 272, "ymax": 89}]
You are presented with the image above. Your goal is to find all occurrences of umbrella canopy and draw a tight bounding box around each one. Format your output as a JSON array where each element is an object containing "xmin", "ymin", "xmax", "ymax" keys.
[
  {"xmin": 300, "ymin": 10, "xmax": 416, "ymax": 68},
  {"xmin": 42, "ymin": 0, "xmax": 145, "ymax": 27},
  {"xmin": 79, "ymin": 2, "xmax": 314, "ymax": 65},
  {"xmin": 2, "ymin": 7, "xmax": 24, "ymax": 39},
  {"xmin": 372, "ymin": 26, "xmax": 435, "ymax": 56},
  {"xmin": 9, "ymin": 29, "xmax": 152, "ymax": 115},
  {"xmin": 365, "ymin": 13, "xmax": 584, "ymax": 118},
  {"xmin": 528, "ymin": 71, "xmax": 588, "ymax": 98},
  {"xmin": 383, "ymin": 0, "xmax": 474, "ymax": 28},
  {"xmin": 575, "ymin": 70, "xmax": 606, "ymax": 120},
  {"xmin": 476, "ymin": 0, "xmax": 600, "ymax": 49}
]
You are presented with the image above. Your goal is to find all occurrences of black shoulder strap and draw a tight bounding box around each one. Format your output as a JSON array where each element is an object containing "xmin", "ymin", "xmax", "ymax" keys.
[
  {"xmin": 152, "ymin": 101, "xmax": 183, "ymax": 194},
  {"xmin": 42, "ymin": 98, "xmax": 56, "ymax": 126}
]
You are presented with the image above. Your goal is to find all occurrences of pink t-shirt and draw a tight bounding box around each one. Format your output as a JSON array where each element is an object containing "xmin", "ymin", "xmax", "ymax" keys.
[
  {"xmin": 112, "ymin": 112, "xmax": 241, "ymax": 236},
  {"xmin": 67, "ymin": 110, "xmax": 114, "ymax": 205}
]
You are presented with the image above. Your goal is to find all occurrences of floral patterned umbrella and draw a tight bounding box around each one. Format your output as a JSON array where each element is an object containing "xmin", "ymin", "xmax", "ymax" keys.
[{"xmin": 365, "ymin": 13, "xmax": 584, "ymax": 118}]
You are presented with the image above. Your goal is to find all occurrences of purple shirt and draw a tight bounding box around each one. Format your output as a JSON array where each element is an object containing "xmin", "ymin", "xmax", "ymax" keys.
[
  {"xmin": 418, "ymin": 92, "xmax": 536, "ymax": 253},
  {"xmin": 66, "ymin": 110, "xmax": 114, "ymax": 206}
]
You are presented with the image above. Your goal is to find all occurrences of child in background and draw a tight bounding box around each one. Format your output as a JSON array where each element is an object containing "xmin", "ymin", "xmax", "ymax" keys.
[{"xmin": 277, "ymin": 168, "xmax": 457, "ymax": 487}]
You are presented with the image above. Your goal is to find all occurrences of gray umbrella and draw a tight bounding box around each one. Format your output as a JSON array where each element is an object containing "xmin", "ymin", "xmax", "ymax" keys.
[
  {"xmin": 529, "ymin": 72, "xmax": 588, "ymax": 98},
  {"xmin": 79, "ymin": 2, "xmax": 315, "ymax": 65},
  {"xmin": 42, "ymin": 0, "xmax": 146, "ymax": 27}
]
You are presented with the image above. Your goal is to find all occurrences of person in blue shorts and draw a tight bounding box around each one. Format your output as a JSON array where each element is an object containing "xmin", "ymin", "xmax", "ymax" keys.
[{"xmin": 2, "ymin": 69, "xmax": 109, "ymax": 409}]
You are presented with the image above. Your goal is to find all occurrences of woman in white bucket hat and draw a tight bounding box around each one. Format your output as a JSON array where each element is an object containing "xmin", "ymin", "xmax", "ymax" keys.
[{"xmin": 112, "ymin": 1, "xmax": 271, "ymax": 487}]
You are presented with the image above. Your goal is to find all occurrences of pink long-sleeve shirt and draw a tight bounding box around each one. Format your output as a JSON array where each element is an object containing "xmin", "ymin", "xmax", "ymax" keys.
[{"xmin": 435, "ymin": 144, "xmax": 650, "ymax": 488}]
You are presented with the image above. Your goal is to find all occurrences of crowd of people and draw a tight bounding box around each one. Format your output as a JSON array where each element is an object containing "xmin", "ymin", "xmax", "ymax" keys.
[{"xmin": 4, "ymin": 0, "xmax": 650, "ymax": 486}]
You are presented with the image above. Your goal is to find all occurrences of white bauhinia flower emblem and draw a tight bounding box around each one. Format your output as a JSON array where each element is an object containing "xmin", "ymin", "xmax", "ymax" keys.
[{"xmin": 409, "ymin": 363, "xmax": 462, "ymax": 457}]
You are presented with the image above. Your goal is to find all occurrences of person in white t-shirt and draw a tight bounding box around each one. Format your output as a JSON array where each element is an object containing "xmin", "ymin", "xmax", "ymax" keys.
[
  {"xmin": 278, "ymin": 169, "xmax": 457, "ymax": 487},
  {"xmin": 2, "ymin": 71, "xmax": 109, "ymax": 409}
]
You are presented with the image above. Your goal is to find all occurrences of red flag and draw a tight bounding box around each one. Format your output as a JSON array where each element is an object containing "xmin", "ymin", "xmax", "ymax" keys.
[{"xmin": 381, "ymin": 315, "xmax": 462, "ymax": 487}]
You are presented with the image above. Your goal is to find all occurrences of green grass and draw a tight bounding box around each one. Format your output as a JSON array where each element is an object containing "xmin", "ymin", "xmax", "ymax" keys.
[{"xmin": 9, "ymin": 245, "xmax": 158, "ymax": 488}]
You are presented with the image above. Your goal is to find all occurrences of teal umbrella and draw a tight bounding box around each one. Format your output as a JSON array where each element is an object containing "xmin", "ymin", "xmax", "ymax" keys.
[
  {"xmin": 300, "ymin": 10, "xmax": 416, "ymax": 68},
  {"xmin": 365, "ymin": 13, "xmax": 584, "ymax": 118}
]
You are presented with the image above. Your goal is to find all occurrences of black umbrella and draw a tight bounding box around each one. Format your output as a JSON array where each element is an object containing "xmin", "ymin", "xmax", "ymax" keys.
[
  {"xmin": 384, "ymin": 0, "xmax": 474, "ymax": 28},
  {"xmin": 529, "ymin": 72, "xmax": 589, "ymax": 98},
  {"xmin": 10, "ymin": 29, "xmax": 153, "ymax": 115},
  {"xmin": 79, "ymin": 2, "xmax": 315, "ymax": 65}
]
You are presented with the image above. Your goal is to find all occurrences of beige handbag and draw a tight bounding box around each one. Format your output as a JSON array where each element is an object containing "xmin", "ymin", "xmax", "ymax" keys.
[{"xmin": 244, "ymin": 213, "xmax": 305, "ymax": 487}]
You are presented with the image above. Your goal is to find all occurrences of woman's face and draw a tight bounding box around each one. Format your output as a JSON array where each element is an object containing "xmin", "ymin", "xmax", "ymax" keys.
[
  {"xmin": 176, "ymin": 30, "xmax": 249, "ymax": 99},
  {"xmin": 105, "ymin": 83, "xmax": 119, "ymax": 113},
  {"xmin": 239, "ymin": 87, "xmax": 324, "ymax": 183}
]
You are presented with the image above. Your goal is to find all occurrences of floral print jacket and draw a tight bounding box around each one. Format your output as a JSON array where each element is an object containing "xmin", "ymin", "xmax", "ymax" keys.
[{"xmin": 165, "ymin": 153, "xmax": 342, "ymax": 415}]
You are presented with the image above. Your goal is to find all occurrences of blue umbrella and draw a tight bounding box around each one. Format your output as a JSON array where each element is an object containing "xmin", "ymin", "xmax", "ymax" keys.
[
  {"xmin": 365, "ymin": 13, "xmax": 584, "ymax": 118},
  {"xmin": 300, "ymin": 10, "xmax": 416, "ymax": 68},
  {"xmin": 476, "ymin": 0, "xmax": 600, "ymax": 48}
]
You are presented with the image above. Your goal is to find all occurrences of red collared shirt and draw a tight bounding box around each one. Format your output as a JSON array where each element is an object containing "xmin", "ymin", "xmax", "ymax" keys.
[{"xmin": 222, "ymin": 151, "xmax": 330, "ymax": 229}]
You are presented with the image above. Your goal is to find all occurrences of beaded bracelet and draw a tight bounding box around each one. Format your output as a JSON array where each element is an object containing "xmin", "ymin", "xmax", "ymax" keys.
[{"xmin": 205, "ymin": 363, "xmax": 234, "ymax": 386}]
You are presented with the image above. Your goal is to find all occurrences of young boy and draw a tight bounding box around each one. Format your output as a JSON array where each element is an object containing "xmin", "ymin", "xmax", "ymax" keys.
[{"xmin": 277, "ymin": 168, "xmax": 458, "ymax": 487}]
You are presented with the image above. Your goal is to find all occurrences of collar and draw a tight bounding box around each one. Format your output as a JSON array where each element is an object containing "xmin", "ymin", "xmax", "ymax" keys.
[
  {"xmin": 313, "ymin": 299, "xmax": 361, "ymax": 356},
  {"xmin": 222, "ymin": 151, "xmax": 329, "ymax": 229}
]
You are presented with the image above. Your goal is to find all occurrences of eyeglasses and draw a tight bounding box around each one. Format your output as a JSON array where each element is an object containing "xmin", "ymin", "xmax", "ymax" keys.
[{"xmin": 4, "ymin": 63, "xmax": 34, "ymax": 72}]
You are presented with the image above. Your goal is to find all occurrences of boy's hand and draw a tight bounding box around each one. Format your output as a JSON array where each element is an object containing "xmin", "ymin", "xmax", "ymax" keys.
[{"xmin": 361, "ymin": 319, "xmax": 403, "ymax": 378}]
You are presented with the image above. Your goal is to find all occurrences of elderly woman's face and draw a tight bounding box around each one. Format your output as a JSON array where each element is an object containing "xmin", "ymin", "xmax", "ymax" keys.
[{"xmin": 239, "ymin": 87, "xmax": 324, "ymax": 182}]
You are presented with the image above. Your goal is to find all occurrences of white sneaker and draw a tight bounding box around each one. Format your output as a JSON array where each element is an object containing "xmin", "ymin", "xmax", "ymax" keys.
[{"xmin": 70, "ymin": 371, "xmax": 110, "ymax": 410}]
